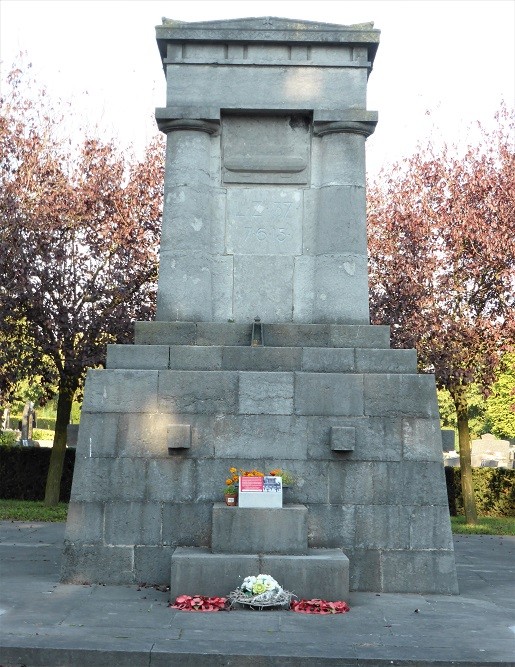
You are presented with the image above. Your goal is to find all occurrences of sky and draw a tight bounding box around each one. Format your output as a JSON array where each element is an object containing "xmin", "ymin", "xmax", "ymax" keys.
[{"xmin": 1, "ymin": 0, "xmax": 514, "ymax": 177}]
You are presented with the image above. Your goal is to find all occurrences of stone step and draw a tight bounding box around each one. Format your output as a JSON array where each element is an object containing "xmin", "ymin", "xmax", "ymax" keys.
[
  {"xmin": 106, "ymin": 344, "xmax": 417, "ymax": 373},
  {"xmin": 134, "ymin": 321, "xmax": 391, "ymax": 348},
  {"xmin": 212, "ymin": 504, "xmax": 308, "ymax": 554},
  {"xmin": 170, "ymin": 547, "xmax": 350, "ymax": 600}
]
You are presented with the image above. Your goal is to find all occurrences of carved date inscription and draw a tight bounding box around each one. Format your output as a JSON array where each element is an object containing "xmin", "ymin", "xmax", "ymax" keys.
[{"xmin": 226, "ymin": 188, "xmax": 303, "ymax": 255}]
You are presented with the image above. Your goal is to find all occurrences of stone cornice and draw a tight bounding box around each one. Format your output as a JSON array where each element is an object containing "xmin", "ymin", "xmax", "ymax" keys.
[
  {"xmin": 313, "ymin": 120, "xmax": 377, "ymax": 138},
  {"xmin": 156, "ymin": 117, "xmax": 220, "ymax": 135}
]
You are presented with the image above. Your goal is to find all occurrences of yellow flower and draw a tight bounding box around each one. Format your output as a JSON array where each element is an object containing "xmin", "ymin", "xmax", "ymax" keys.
[
  {"xmin": 225, "ymin": 479, "xmax": 233, "ymax": 485},
  {"xmin": 229, "ymin": 467, "xmax": 237, "ymax": 474},
  {"xmin": 252, "ymin": 582, "xmax": 266, "ymax": 594}
]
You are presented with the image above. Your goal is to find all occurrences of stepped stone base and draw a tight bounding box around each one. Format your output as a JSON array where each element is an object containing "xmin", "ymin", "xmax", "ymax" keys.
[{"xmin": 170, "ymin": 547, "xmax": 350, "ymax": 600}]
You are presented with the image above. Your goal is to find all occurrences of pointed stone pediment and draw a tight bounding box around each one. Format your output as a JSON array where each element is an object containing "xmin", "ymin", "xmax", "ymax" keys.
[{"xmin": 160, "ymin": 16, "xmax": 375, "ymax": 32}]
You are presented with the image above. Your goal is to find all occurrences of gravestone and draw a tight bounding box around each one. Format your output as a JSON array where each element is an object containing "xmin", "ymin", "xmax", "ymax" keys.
[
  {"xmin": 61, "ymin": 16, "xmax": 458, "ymax": 595},
  {"xmin": 20, "ymin": 401, "xmax": 36, "ymax": 447},
  {"xmin": 471, "ymin": 433, "xmax": 514, "ymax": 469}
]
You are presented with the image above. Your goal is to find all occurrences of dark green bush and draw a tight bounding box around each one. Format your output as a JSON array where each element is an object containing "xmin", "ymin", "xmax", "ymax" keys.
[
  {"xmin": 445, "ymin": 467, "xmax": 515, "ymax": 517},
  {"xmin": 0, "ymin": 431, "xmax": 19, "ymax": 447},
  {"xmin": 0, "ymin": 445, "xmax": 75, "ymax": 501}
]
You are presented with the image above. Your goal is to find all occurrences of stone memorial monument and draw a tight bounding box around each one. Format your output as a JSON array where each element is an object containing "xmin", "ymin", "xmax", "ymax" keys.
[{"xmin": 62, "ymin": 17, "xmax": 458, "ymax": 596}]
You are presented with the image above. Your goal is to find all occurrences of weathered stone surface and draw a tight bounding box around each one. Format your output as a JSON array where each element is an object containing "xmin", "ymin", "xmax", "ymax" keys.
[
  {"xmin": 355, "ymin": 348, "xmax": 417, "ymax": 374},
  {"xmin": 233, "ymin": 255, "xmax": 294, "ymax": 322},
  {"xmin": 355, "ymin": 505, "xmax": 410, "ymax": 550},
  {"xmin": 294, "ymin": 373, "xmax": 364, "ymax": 416},
  {"xmin": 261, "ymin": 549, "xmax": 349, "ymax": 599},
  {"xmin": 162, "ymin": 502, "xmax": 212, "ymax": 547},
  {"xmin": 158, "ymin": 370, "xmax": 239, "ymax": 414},
  {"xmin": 364, "ymin": 374, "xmax": 439, "ymax": 417},
  {"xmin": 380, "ymin": 550, "xmax": 459, "ymax": 594},
  {"xmin": 329, "ymin": 325, "xmax": 390, "ymax": 348},
  {"xmin": 134, "ymin": 545, "xmax": 175, "ymax": 585},
  {"xmin": 82, "ymin": 370, "xmax": 158, "ymax": 413},
  {"xmin": 222, "ymin": 346, "xmax": 301, "ymax": 371},
  {"xmin": 61, "ymin": 543, "xmax": 135, "ymax": 585},
  {"xmin": 134, "ymin": 321, "xmax": 196, "ymax": 344},
  {"xmin": 170, "ymin": 548, "xmax": 260, "ymax": 598},
  {"xmin": 106, "ymin": 345, "xmax": 169, "ymax": 370},
  {"xmin": 301, "ymin": 348, "xmax": 354, "ymax": 372},
  {"xmin": 306, "ymin": 504, "xmax": 356, "ymax": 548},
  {"xmin": 239, "ymin": 372, "xmax": 294, "ymax": 415},
  {"xmin": 104, "ymin": 502, "xmax": 162, "ymax": 546},
  {"xmin": 402, "ymin": 417, "xmax": 444, "ymax": 461},
  {"xmin": 211, "ymin": 504, "xmax": 308, "ymax": 554},
  {"xmin": 146, "ymin": 459, "xmax": 195, "ymax": 502},
  {"xmin": 64, "ymin": 502, "xmax": 104, "ymax": 544},
  {"xmin": 408, "ymin": 505, "xmax": 454, "ymax": 550},
  {"xmin": 117, "ymin": 413, "xmax": 179, "ymax": 458},
  {"xmin": 169, "ymin": 346, "xmax": 223, "ymax": 370},
  {"xmin": 313, "ymin": 254, "xmax": 370, "ymax": 323},
  {"xmin": 314, "ymin": 186, "xmax": 367, "ymax": 255},
  {"xmin": 75, "ymin": 412, "xmax": 119, "ymax": 457},
  {"xmin": 71, "ymin": 458, "xmax": 147, "ymax": 502}
]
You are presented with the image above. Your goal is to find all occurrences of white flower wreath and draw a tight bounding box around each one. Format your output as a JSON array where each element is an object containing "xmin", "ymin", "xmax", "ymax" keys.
[{"xmin": 229, "ymin": 574, "xmax": 294, "ymax": 609}]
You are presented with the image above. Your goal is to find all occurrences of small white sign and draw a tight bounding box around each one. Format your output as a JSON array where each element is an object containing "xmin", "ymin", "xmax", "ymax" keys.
[{"xmin": 238, "ymin": 476, "xmax": 283, "ymax": 508}]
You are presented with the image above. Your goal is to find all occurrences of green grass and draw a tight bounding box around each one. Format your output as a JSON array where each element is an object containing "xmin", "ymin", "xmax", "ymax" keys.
[
  {"xmin": 0, "ymin": 499, "xmax": 68, "ymax": 522},
  {"xmin": 451, "ymin": 515, "xmax": 515, "ymax": 535}
]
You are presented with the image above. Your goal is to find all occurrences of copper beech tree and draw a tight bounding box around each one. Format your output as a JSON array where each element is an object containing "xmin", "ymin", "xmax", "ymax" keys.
[
  {"xmin": 367, "ymin": 106, "xmax": 515, "ymax": 524},
  {"xmin": 0, "ymin": 64, "xmax": 164, "ymax": 505}
]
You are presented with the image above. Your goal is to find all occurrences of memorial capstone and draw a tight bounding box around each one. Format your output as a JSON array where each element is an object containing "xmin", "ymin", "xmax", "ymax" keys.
[{"xmin": 62, "ymin": 16, "xmax": 458, "ymax": 596}]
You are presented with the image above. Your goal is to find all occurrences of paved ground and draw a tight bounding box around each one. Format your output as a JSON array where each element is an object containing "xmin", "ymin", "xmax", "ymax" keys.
[{"xmin": 0, "ymin": 521, "xmax": 514, "ymax": 666}]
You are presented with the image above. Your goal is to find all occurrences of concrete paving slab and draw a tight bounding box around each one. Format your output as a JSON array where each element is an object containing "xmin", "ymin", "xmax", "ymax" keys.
[{"xmin": 0, "ymin": 521, "xmax": 514, "ymax": 666}]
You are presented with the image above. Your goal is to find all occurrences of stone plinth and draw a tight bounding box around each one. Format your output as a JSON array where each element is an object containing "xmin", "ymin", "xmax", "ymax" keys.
[
  {"xmin": 170, "ymin": 547, "xmax": 350, "ymax": 600},
  {"xmin": 211, "ymin": 504, "xmax": 308, "ymax": 554}
]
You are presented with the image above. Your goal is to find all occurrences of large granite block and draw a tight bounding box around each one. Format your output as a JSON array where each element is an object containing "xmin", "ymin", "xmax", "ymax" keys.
[
  {"xmin": 400, "ymin": 461, "xmax": 450, "ymax": 505},
  {"xmin": 64, "ymin": 502, "xmax": 104, "ymax": 544},
  {"xmin": 301, "ymin": 347, "xmax": 354, "ymax": 372},
  {"xmin": 170, "ymin": 548, "xmax": 260, "ymax": 598},
  {"xmin": 313, "ymin": 254, "xmax": 370, "ymax": 324},
  {"xmin": 162, "ymin": 502, "xmax": 212, "ymax": 547},
  {"xmin": 306, "ymin": 504, "xmax": 356, "ymax": 548},
  {"xmin": 61, "ymin": 543, "xmax": 135, "ymax": 585},
  {"xmin": 160, "ymin": 184, "xmax": 213, "ymax": 253},
  {"xmin": 402, "ymin": 417, "xmax": 445, "ymax": 461},
  {"xmin": 315, "ymin": 185, "xmax": 367, "ymax": 255},
  {"xmin": 222, "ymin": 346, "xmax": 301, "ymax": 371},
  {"xmin": 294, "ymin": 372, "xmax": 364, "ymax": 416},
  {"xmin": 329, "ymin": 324, "xmax": 390, "ymax": 348},
  {"xmin": 355, "ymin": 348, "xmax": 418, "ymax": 374},
  {"xmin": 355, "ymin": 505, "xmax": 410, "ymax": 549},
  {"xmin": 70, "ymin": 457, "xmax": 147, "ymax": 502},
  {"xmin": 81, "ymin": 370, "xmax": 158, "ymax": 413},
  {"xmin": 211, "ymin": 504, "xmax": 308, "ymax": 554},
  {"xmin": 104, "ymin": 502, "xmax": 162, "ymax": 546},
  {"xmin": 408, "ymin": 505, "xmax": 454, "ymax": 550},
  {"xmin": 380, "ymin": 550, "xmax": 458, "ymax": 594},
  {"xmin": 364, "ymin": 374, "xmax": 440, "ymax": 417},
  {"xmin": 212, "ymin": 414, "xmax": 307, "ymax": 459},
  {"xmin": 196, "ymin": 322, "xmax": 252, "ymax": 346},
  {"xmin": 168, "ymin": 346, "xmax": 223, "ymax": 370},
  {"xmin": 158, "ymin": 370, "xmax": 239, "ymax": 413},
  {"xmin": 239, "ymin": 371, "xmax": 294, "ymax": 415},
  {"xmin": 314, "ymin": 132, "xmax": 366, "ymax": 188},
  {"xmin": 75, "ymin": 412, "xmax": 118, "ymax": 457},
  {"xmin": 134, "ymin": 545, "xmax": 175, "ymax": 585},
  {"xmin": 134, "ymin": 321, "xmax": 196, "ymax": 344},
  {"xmin": 146, "ymin": 459, "xmax": 195, "ymax": 502},
  {"xmin": 233, "ymin": 255, "xmax": 294, "ymax": 322},
  {"xmin": 260, "ymin": 549, "xmax": 349, "ymax": 599},
  {"xmin": 106, "ymin": 345, "xmax": 169, "ymax": 370},
  {"xmin": 226, "ymin": 187, "xmax": 303, "ymax": 255},
  {"xmin": 117, "ymin": 413, "xmax": 188, "ymax": 458},
  {"xmin": 348, "ymin": 548, "xmax": 381, "ymax": 591}
]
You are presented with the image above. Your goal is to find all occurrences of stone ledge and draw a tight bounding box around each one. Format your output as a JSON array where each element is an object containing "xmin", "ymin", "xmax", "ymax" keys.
[{"xmin": 170, "ymin": 547, "xmax": 349, "ymax": 599}]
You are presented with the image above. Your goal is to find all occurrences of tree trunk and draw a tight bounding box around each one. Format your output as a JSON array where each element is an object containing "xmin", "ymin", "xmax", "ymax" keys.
[
  {"xmin": 44, "ymin": 378, "xmax": 77, "ymax": 506},
  {"xmin": 450, "ymin": 383, "xmax": 477, "ymax": 524}
]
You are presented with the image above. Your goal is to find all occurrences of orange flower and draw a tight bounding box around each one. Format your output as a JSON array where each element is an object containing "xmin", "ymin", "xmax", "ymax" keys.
[
  {"xmin": 225, "ymin": 478, "xmax": 233, "ymax": 485},
  {"xmin": 229, "ymin": 467, "xmax": 237, "ymax": 474}
]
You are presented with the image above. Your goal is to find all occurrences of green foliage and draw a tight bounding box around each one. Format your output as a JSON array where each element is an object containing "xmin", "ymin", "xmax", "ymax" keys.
[
  {"xmin": 450, "ymin": 515, "xmax": 515, "ymax": 535},
  {"xmin": 0, "ymin": 431, "xmax": 18, "ymax": 446},
  {"xmin": 0, "ymin": 499, "xmax": 68, "ymax": 522},
  {"xmin": 0, "ymin": 445, "xmax": 75, "ymax": 501},
  {"xmin": 437, "ymin": 385, "xmax": 490, "ymax": 439},
  {"xmin": 485, "ymin": 353, "xmax": 515, "ymax": 439},
  {"xmin": 32, "ymin": 429, "xmax": 54, "ymax": 441},
  {"xmin": 445, "ymin": 467, "xmax": 515, "ymax": 517}
]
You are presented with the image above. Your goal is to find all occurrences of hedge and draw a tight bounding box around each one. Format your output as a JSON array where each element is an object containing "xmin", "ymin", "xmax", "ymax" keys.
[
  {"xmin": 0, "ymin": 445, "xmax": 75, "ymax": 502},
  {"xmin": 445, "ymin": 467, "xmax": 515, "ymax": 517}
]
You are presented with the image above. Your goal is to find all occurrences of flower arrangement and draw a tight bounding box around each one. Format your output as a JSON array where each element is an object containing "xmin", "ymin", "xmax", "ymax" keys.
[
  {"xmin": 268, "ymin": 468, "xmax": 296, "ymax": 487},
  {"xmin": 229, "ymin": 574, "xmax": 293, "ymax": 609},
  {"xmin": 291, "ymin": 598, "xmax": 350, "ymax": 614},
  {"xmin": 170, "ymin": 595, "xmax": 227, "ymax": 612}
]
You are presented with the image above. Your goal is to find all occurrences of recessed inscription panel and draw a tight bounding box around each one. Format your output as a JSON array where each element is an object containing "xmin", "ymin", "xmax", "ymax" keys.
[
  {"xmin": 226, "ymin": 188, "xmax": 303, "ymax": 255},
  {"xmin": 222, "ymin": 114, "xmax": 311, "ymax": 185}
]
